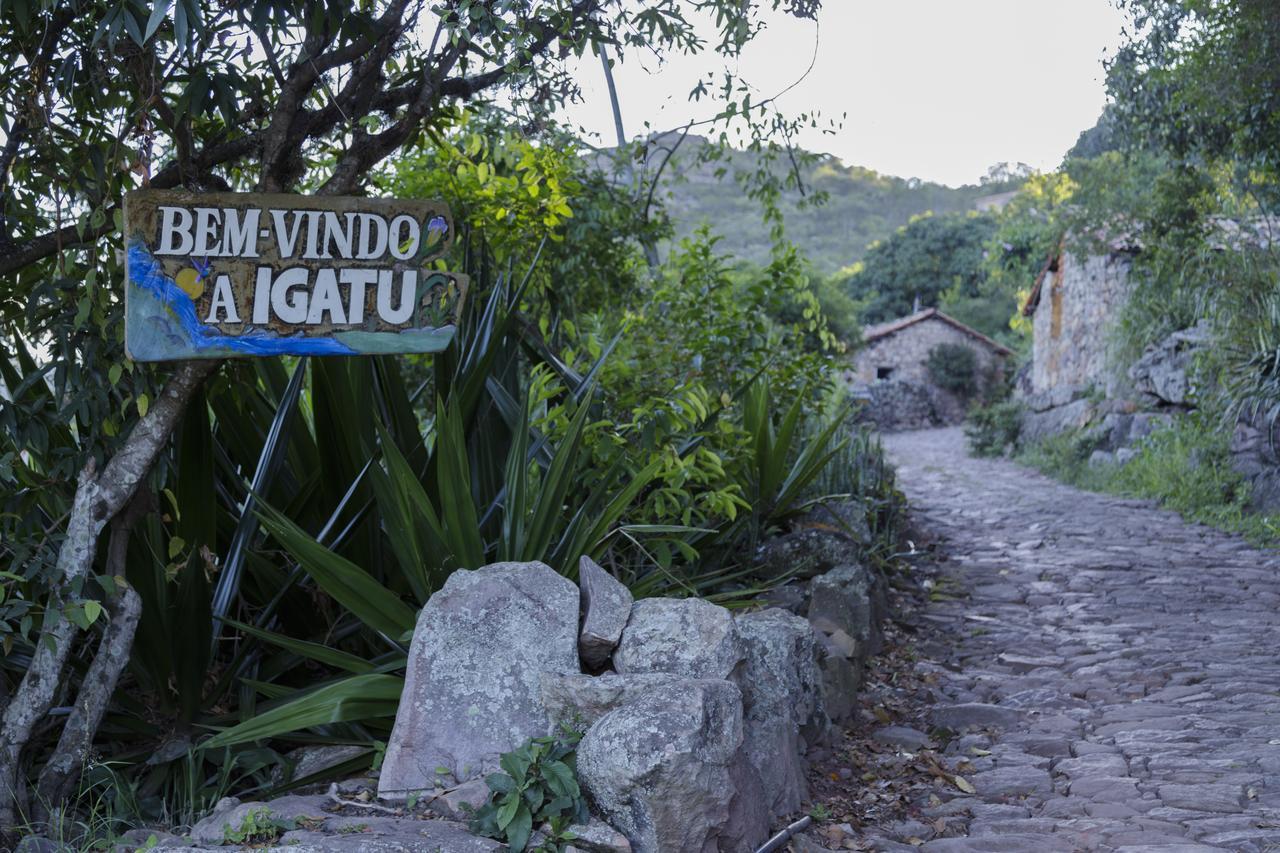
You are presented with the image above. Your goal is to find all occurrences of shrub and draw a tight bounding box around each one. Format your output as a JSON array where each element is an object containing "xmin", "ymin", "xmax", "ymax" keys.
[
  {"xmin": 1019, "ymin": 415, "xmax": 1280, "ymax": 545},
  {"xmin": 964, "ymin": 400, "xmax": 1023, "ymax": 457},
  {"xmin": 926, "ymin": 343, "xmax": 979, "ymax": 398},
  {"xmin": 1110, "ymin": 414, "xmax": 1266, "ymax": 535}
]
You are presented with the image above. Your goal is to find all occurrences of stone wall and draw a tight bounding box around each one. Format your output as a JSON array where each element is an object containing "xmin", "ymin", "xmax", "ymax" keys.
[
  {"xmin": 853, "ymin": 315, "xmax": 1004, "ymax": 390},
  {"xmin": 851, "ymin": 379, "xmax": 965, "ymax": 431},
  {"xmin": 1030, "ymin": 251, "xmax": 1134, "ymax": 396}
]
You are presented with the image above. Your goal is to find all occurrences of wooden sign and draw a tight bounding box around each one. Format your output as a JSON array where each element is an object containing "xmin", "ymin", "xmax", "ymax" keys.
[{"xmin": 123, "ymin": 190, "xmax": 465, "ymax": 360}]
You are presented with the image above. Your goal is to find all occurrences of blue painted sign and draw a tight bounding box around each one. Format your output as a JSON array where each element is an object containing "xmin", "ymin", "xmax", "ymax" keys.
[{"xmin": 124, "ymin": 190, "xmax": 465, "ymax": 360}]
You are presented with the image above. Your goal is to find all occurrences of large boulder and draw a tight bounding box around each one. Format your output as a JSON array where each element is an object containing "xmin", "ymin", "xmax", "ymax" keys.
[
  {"xmin": 576, "ymin": 680, "xmax": 769, "ymax": 853},
  {"xmin": 578, "ymin": 556, "xmax": 633, "ymax": 670},
  {"xmin": 378, "ymin": 562, "xmax": 579, "ymax": 797},
  {"xmin": 735, "ymin": 609, "xmax": 827, "ymax": 816},
  {"xmin": 613, "ymin": 598, "xmax": 743, "ymax": 680}
]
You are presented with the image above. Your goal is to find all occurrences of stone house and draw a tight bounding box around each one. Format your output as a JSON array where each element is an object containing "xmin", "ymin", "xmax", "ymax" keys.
[
  {"xmin": 846, "ymin": 308, "xmax": 1013, "ymax": 430},
  {"xmin": 850, "ymin": 307, "xmax": 1012, "ymax": 389},
  {"xmin": 1020, "ymin": 242, "xmax": 1136, "ymax": 398}
]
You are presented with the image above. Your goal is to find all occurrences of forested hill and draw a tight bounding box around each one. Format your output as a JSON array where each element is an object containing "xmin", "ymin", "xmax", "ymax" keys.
[{"xmin": 635, "ymin": 135, "xmax": 1022, "ymax": 273}]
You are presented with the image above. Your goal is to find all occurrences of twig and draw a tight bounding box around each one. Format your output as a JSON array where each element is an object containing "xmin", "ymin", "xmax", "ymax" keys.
[
  {"xmin": 327, "ymin": 783, "xmax": 402, "ymax": 814},
  {"xmin": 754, "ymin": 814, "xmax": 812, "ymax": 853}
]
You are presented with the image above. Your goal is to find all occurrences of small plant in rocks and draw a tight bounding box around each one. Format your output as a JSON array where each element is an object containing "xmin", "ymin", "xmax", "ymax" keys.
[
  {"xmin": 221, "ymin": 805, "xmax": 291, "ymax": 845},
  {"xmin": 469, "ymin": 728, "xmax": 589, "ymax": 853}
]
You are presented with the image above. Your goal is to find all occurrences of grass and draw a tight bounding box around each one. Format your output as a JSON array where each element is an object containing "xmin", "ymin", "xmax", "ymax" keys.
[{"xmin": 1016, "ymin": 414, "xmax": 1280, "ymax": 547}]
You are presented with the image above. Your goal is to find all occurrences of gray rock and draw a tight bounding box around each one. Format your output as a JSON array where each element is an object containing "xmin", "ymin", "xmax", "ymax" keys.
[
  {"xmin": 817, "ymin": 625, "xmax": 860, "ymax": 659},
  {"xmin": 793, "ymin": 499, "xmax": 872, "ymax": 547},
  {"xmin": 540, "ymin": 672, "xmax": 684, "ymax": 728},
  {"xmin": 378, "ymin": 562, "xmax": 579, "ymax": 796},
  {"xmin": 578, "ymin": 556, "xmax": 633, "ymax": 670},
  {"xmin": 576, "ymin": 680, "xmax": 768, "ymax": 853},
  {"xmin": 613, "ymin": 598, "xmax": 743, "ymax": 680},
  {"xmin": 752, "ymin": 527, "xmax": 849, "ymax": 580},
  {"xmin": 735, "ymin": 608, "xmax": 827, "ymax": 816},
  {"xmin": 872, "ymin": 726, "xmax": 932, "ymax": 750},
  {"xmin": 1019, "ymin": 397, "xmax": 1097, "ymax": 445},
  {"xmin": 272, "ymin": 744, "xmax": 368, "ymax": 788},
  {"xmin": 424, "ymin": 777, "xmax": 490, "ymax": 820},
  {"xmin": 809, "ymin": 563, "xmax": 880, "ymax": 662},
  {"xmin": 1157, "ymin": 782, "xmax": 1244, "ymax": 813},
  {"xmin": 932, "ymin": 703, "xmax": 1022, "ymax": 731},
  {"xmin": 853, "ymin": 378, "xmax": 958, "ymax": 430},
  {"xmin": 273, "ymin": 816, "xmax": 501, "ymax": 851},
  {"xmin": 566, "ymin": 818, "xmax": 633, "ymax": 852},
  {"xmin": 1128, "ymin": 322, "xmax": 1208, "ymax": 406},
  {"xmin": 756, "ymin": 580, "xmax": 810, "ymax": 615},
  {"xmin": 816, "ymin": 649, "xmax": 862, "ymax": 724},
  {"xmin": 971, "ymin": 764, "xmax": 1053, "ymax": 798},
  {"xmin": 112, "ymin": 828, "xmax": 188, "ymax": 852},
  {"xmin": 189, "ymin": 796, "xmax": 330, "ymax": 844},
  {"xmin": 14, "ymin": 838, "xmax": 60, "ymax": 853}
]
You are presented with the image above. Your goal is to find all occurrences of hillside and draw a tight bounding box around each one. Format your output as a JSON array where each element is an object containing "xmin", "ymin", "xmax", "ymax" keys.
[{"xmin": 638, "ymin": 135, "xmax": 1019, "ymax": 273}]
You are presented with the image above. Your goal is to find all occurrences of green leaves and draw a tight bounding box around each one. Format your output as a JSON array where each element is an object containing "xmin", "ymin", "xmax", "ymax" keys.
[
  {"xmin": 257, "ymin": 504, "xmax": 417, "ymax": 642},
  {"xmin": 470, "ymin": 730, "xmax": 588, "ymax": 853},
  {"xmin": 200, "ymin": 674, "xmax": 403, "ymax": 751},
  {"xmin": 742, "ymin": 377, "xmax": 849, "ymax": 524}
]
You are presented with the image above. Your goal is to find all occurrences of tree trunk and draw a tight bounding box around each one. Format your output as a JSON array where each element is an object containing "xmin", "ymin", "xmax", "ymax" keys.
[
  {"xmin": 0, "ymin": 359, "xmax": 217, "ymax": 839},
  {"xmin": 32, "ymin": 494, "xmax": 150, "ymax": 820}
]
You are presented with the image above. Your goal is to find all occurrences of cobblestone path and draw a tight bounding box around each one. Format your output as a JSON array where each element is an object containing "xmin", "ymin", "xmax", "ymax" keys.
[{"xmin": 875, "ymin": 427, "xmax": 1280, "ymax": 852}]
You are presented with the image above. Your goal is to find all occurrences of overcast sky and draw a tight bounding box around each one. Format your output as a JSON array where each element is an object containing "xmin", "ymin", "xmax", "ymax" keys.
[{"xmin": 559, "ymin": 1, "xmax": 1129, "ymax": 187}]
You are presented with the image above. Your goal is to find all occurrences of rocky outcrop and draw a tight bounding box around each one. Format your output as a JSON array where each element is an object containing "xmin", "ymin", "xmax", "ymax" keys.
[
  {"xmin": 578, "ymin": 556, "xmax": 633, "ymax": 670},
  {"xmin": 1128, "ymin": 321, "xmax": 1209, "ymax": 407},
  {"xmin": 575, "ymin": 680, "xmax": 768, "ymax": 853},
  {"xmin": 378, "ymin": 562, "xmax": 579, "ymax": 796},
  {"xmin": 1232, "ymin": 406, "xmax": 1280, "ymax": 514},
  {"xmin": 346, "ymin": 543, "xmax": 893, "ymax": 852}
]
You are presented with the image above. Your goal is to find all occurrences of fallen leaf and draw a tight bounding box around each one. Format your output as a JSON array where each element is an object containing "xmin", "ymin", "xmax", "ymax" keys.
[{"xmin": 953, "ymin": 775, "xmax": 976, "ymax": 794}]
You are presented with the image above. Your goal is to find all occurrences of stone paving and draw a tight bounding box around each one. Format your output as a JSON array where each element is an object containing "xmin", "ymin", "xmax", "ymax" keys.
[{"xmin": 874, "ymin": 427, "xmax": 1280, "ymax": 853}]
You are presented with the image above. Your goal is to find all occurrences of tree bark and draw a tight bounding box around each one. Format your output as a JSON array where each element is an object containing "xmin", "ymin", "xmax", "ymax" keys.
[
  {"xmin": 32, "ymin": 495, "xmax": 150, "ymax": 820},
  {"xmin": 0, "ymin": 359, "xmax": 216, "ymax": 839}
]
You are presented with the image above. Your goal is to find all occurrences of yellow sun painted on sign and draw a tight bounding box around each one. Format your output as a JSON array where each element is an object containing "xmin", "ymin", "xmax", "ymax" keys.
[{"xmin": 175, "ymin": 268, "xmax": 203, "ymax": 299}]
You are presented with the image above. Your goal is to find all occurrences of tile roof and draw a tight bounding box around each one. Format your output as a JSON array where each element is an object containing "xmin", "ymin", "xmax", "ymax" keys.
[{"xmin": 863, "ymin": 307, "xmax": 1014, "ymax": 356}]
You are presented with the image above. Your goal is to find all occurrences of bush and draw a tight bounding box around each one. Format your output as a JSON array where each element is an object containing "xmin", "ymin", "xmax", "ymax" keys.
[
  {"xmin": 964, "ymin": 401, "xmax": 1023, "ymax": 457},
  {"xmin": 1110, "ymin": 414, "xmax": 1270, "ymax": 536},
  {"xmin": 1017, "ymin": 430, "xmax": 1112, "ymax": 491},
  {"xmin": 926, "ymin": 343, "xmax": 979, "ymax": 398},
  {"xmin": 1018, "ymin": 415, "xmax": 1280, "ymax": 545}
]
